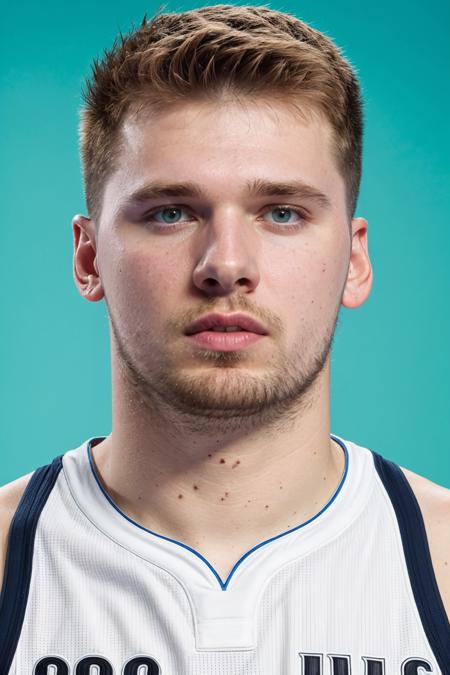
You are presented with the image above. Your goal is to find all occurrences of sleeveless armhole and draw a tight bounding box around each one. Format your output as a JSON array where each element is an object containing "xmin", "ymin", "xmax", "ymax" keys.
[
  {"xmin": 371, "ymin": 450, "xmax": 450, "ymax": 674},
  {"xmin": 0, "ymin": 455, "xmax": 64, "ymax": 673}
]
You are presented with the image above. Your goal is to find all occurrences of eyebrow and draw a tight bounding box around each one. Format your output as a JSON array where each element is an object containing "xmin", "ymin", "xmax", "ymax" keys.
[{"xmin": 119, "ymin": 178, "xmax": 333, "ymax": 212}]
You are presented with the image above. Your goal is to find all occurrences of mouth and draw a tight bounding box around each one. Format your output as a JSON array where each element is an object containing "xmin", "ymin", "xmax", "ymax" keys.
[
  {"xmin": 184, "ymin": 313, "xmax": 268, "ymax": 352},
  {"xmin": 184, "ymin": 313, "xmax": 268, "ymax": 336},
  {"xmin": 184, "ymin": 330, "xmax": 265, "ymax": 352}
]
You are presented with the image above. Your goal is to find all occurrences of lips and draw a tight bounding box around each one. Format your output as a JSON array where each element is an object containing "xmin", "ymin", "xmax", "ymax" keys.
[{"xmin": 185, "ymin": 313, "xmax": 268, "ymax": 336}]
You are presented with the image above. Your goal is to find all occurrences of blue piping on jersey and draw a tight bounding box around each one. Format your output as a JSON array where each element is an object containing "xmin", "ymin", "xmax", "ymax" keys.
[
  {"xmin": 372, "ymin": 451, "xmax": 450, "ymax": 674},
  {"xmin": 0, "ymin": 454, "xmax": 64, "ymax": 673},
  {"xmin": 87, "ymin": 434, "xmax": 349, "ymax": 591}
]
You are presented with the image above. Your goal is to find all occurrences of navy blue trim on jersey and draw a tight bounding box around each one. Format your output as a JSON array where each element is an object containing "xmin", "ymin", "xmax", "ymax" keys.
[
  {"xmin": 372, "ymin": 451, "xmax": 450, "ymax": 675},
  {"xmin": 0, "ymin": 454, "xmax": 64, "ymax": 674},
  {"xmin": 87, "ymin": 434, "xmax": 349, "ymax": 590}
]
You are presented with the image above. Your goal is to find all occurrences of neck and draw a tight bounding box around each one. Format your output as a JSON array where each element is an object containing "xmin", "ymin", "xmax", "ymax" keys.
[{"xmin": 91, "ymin": 359, "xmax": 345, "ymax": 576}]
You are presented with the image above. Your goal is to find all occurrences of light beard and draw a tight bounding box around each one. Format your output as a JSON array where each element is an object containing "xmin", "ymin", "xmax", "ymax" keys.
[{"xmin": 106, "ymin": 300, "xmax": 341, "ymax": 436}]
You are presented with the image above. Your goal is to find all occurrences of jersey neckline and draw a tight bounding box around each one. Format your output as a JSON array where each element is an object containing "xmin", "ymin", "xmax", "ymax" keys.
[{"xmin": 62, "ymin": 433, "xmax": 375, "ymax": 591}]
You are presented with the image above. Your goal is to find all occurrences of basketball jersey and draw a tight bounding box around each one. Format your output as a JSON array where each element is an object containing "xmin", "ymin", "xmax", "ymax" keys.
[{"xmin": 1, "ymin": 434, "xmax": 449, "ymax": 674}]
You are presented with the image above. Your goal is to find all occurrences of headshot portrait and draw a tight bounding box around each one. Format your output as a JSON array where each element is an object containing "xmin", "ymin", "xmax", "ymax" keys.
[{"xmin": 1, "ymin": 1, "xmax": 449, "ymax": 673}]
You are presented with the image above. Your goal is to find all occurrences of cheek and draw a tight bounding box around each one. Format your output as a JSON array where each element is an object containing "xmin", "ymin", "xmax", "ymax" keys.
[
  {"xmin": 261, "ymin": 239, "xmax": 346, "ymax": 315},
  {"xmin": 101, "ymin": 237, "xmax": 186, "ymax": 331}
]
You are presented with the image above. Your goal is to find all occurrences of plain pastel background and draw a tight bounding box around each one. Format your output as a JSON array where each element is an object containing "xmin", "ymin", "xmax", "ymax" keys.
[{"xmin": 1, "ymin": 0, "xmax": 449, "ymax": 487}]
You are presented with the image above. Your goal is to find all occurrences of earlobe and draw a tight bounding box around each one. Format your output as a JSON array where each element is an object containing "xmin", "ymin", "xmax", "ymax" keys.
[{"xmin": 341, "ymin": 217, "xmax": 373, "ymax": 310}]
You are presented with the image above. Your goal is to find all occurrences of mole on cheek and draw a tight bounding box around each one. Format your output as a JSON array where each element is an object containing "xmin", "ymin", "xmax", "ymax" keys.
[
  {"xmin": 193, "ymin": 485, "xmax": 198, "ymax": 491},
  {"xmin": 178, "ymin": 494, "xmax": 183, "ymax": 499},
  {"xmin": 219, "ymin": 458, "xmax": 226, "ymax": 464}
]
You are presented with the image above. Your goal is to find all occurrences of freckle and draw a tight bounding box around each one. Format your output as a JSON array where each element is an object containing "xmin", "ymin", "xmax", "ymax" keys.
[
  {"xmin": 207, "ymin": 454, "xmax": 212, "ymax": 458},
  {"xmin": 225, "ymin": 491, "xmax": 229, "ymax": 496},
  {"xmin": 311, "ymin": 300, "xmax": 315, "ymax": 304},
  {"xmin": 265, "ymin": 505, "xmax": 269, "ymax": 509},
  {"xmin": 220, "ymin": 458, "xmax": 226, "ymax": 464},
  {"xmin": 292, "ymin": 511, "xmax": 297, "ymax": 515},
  {"xmin": 178, "ymin": 494, "xmax": 183, "ymax": 499},
  {"xmin": 313, "ymin": 451, "xmax": 317, "ymax": 455},
  {"xmin": 323, "ymin": 476, "xmax": 327, "ymax": 481},
  {"xmin": 220, "ymin": 497, "xmax": 225, "ymax": 501},
  {"xmin": 193, "ymin": 485, "xmax": 198, "ymax": 491},
  {"xmin": 445, "ymin": 561, "xmax": 448, "ymax": 566},
  {"xmin": 247, "ymin": 500, "xmax": 251, "ymax": 503},
  {"xmin": 279, "ymin": 485, "xmax": 283, "ymax": 490}
]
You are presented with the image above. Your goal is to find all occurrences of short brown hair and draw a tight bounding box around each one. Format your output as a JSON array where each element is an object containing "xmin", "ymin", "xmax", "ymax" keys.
[{"xmin": 79, "ymin": 4, "xmax": 364, "ymax": 223}]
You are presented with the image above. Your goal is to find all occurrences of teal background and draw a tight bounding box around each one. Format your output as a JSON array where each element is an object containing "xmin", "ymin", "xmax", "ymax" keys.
[{"xmin": 1, "ymin": 0, "xmax": 449, "ymax": 486}]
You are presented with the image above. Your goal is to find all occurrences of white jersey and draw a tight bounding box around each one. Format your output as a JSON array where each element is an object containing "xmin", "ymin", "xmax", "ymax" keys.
[{"xmin": 1, "ymin": 434, "xmax": 449, "ymax": 674}]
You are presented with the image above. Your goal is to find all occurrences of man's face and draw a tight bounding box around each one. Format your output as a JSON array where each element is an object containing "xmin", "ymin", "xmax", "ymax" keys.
[{"xmin": 82, "ymin": 98, "xmax": 369, "ymax": 430}]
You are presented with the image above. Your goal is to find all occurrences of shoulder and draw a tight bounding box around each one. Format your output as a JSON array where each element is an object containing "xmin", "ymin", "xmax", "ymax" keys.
[
  {"xmin": 0, "ymin": 472, "xmax": 35, "ymax": 592},
  {"xmin": 399, "ymin": 465, "xmax": 450, "ymax": 621}
]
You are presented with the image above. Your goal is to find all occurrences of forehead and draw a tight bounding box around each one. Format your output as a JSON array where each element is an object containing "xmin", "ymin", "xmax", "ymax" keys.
[{"xmin": 105, "ymin": 98, "xmax": 345, "ymax": 214}]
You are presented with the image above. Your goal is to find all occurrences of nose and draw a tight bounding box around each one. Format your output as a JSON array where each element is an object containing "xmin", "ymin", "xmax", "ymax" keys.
[{"xmin": 192, "ymin": 216, "xmax": 260, "ymax": 296}]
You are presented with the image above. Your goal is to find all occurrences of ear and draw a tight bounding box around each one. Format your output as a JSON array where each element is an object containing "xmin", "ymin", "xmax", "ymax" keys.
[
  {"xmin": 72, "ymin": 214, "xmax": 104, "ymax": 302},
  {"xmin": 341, "ymin": 216, "xmax": 373, "ymax": 309}
]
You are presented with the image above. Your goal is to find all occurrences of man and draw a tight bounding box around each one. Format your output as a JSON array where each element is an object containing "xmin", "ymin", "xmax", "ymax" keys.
[{"xmin": 0, "ymin": 4, "xmax": 449, "ymax": 673}]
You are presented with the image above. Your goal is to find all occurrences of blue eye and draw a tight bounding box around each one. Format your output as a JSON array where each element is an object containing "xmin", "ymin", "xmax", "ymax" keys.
[
  {"xmin": 152, "ymin": 207, "xmax": 186, "ymax": 224},
  {"xmin": 268, "ymin": 207, "xmax": 297, "ymax": 224}
]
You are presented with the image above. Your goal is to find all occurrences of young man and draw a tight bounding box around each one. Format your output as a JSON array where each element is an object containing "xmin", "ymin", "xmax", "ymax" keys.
[{"xmin": 0, "ymin": 4, "xmax": 449, "ymax": 673}]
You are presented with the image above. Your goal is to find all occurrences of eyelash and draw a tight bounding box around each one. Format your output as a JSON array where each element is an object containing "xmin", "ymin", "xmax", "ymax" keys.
[{"xmin": 142, "ymin": 205, "xmax": 309, "ymax": 232}]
